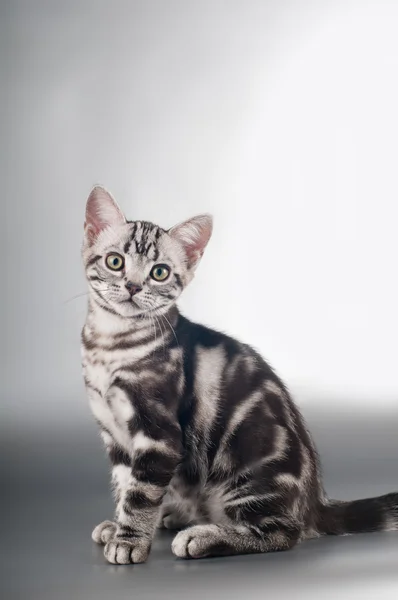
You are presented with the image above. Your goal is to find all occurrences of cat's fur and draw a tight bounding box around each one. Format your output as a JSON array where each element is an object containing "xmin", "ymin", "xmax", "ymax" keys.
[{"xmin": 81, "ymin": 186, "xmax": 398, "ymax": 564}]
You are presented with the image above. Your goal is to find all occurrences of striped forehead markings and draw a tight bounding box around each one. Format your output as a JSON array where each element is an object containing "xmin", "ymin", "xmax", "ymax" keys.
[{"xmin": 123, "ymin": 221, "xmax": 163, "ymax": 258}]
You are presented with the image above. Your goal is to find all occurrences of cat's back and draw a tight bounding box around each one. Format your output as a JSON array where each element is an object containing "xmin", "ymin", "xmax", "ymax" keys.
[{"xmin": 174, "ymin": 314, "xmax": 285, "ymax": 403}]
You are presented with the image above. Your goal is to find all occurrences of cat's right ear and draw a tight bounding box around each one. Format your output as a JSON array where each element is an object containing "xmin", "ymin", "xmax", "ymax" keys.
[{"xmin": 84, "ymin": 186, "xmax": 126, "ymax": 245}]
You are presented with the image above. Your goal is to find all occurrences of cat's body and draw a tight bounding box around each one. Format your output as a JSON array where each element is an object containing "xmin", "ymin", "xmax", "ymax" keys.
[{"xmin": 82, "ymin": 187, "xmax": 398, "ymax": 564}]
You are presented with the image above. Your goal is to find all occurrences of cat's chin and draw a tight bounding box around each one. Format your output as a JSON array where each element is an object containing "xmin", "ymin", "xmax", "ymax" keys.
[
  {"xmin": 113, "ymin": 299, "xmax": 176, "ymax": 321},
  {"xmin": 114, "ymin": 300, "xmax": 146, "ymax": 318}
]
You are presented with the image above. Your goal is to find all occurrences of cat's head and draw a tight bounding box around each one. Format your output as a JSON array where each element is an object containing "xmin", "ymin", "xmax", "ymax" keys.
[{"xmin": 82, "ymin": 186, "xmax": 212, "ymax": 318}]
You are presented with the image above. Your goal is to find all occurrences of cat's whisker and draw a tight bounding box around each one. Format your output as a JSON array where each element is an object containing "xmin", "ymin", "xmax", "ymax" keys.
[
  {"xmin": 62, "ymin": 288, "xmax": 111, "ymax": 305},
  {"xmin": 161, "ymin": 313, "xmax": 179, "ymax": 347},
  {"xmin": 153, "ymin": 313, "xmax": 167, "ymax": 356}
]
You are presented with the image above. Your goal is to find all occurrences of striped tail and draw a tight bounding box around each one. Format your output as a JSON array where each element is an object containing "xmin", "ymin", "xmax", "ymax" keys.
[{"xmin": 317, "ymin": 492, "xmax": 398, "ymax": 535}]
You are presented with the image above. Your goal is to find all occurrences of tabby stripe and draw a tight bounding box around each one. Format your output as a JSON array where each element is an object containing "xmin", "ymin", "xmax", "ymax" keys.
[
  {"xmin": 124, "ymin": 489, "xmax": 163, "ymax": 510},
  {"xmin": 81, "ymin": 329, "xmax": 97, "ymax": 350},
  {"xmin": 84, "ymin": 380, "xmax": 102, "ymax": 396},
  {"xmin": 174, "ymin": 273, "xmax": 183, "ymax": 288},
  {"xmin": 106, "ymin": 334, "xmax": 157, "ymax": 351},
  {"xmin": 116, "ymin": 526, "xmax": 143, "ymax": 539},
  {"xmin": 86, "ymin": 254, "xmax": 102, "ymax": 268},
  {"xmin": 94, "ymin": 292, "xmax": 119, "ymax": 315},
  {"xmin": 112, "ymin": 377, "xmax": 182, "ymax": 443},
  {"xmin": 109, "ymin": 446, "xmax": 132, "ymax": 466},
  {"xmin": 133, "ymin": 449, "xmax": 180, "ymax": 487}
]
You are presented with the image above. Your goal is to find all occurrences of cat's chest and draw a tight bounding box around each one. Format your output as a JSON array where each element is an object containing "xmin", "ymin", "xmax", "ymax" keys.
[
  {"xmin": 83, "ymin": 354, "xmax": 113, "ymax": 397},
  {"xmin": 82, "ymin": 354, "xmax": 134, "ymax": 451}
]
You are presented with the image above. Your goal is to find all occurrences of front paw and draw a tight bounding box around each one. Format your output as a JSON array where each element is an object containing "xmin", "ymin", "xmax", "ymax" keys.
[
  {"xmin": 172, "ymin": 525, "xmax": 221, "ymax": 559},
  {"xmin": 104, "ymin": 537, "xmax": 151, "ymax": 564},
  {"xmin": 92, "ymin": 520, "xmax": 117, "ymax": 545}
]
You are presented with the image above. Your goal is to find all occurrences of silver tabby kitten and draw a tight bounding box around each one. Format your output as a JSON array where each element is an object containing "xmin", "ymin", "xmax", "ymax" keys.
[{"xmin": 82, "ymin": 186, "xmax": 398, "ymax": 565}]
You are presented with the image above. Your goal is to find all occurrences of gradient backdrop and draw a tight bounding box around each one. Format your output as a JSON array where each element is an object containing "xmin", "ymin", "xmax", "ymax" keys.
[{"xmin": 1, "ymin": 1, "xmax": 398, "ymax": 599}]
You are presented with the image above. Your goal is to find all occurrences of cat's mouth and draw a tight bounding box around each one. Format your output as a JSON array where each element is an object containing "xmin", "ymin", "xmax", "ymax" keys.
[
  {"xmin": 122, "ymin": 297, "xmax": 139, "ymax": 306},
  {"xmin": 121, "ymin": 296, "xmax": 146, "ymax": 311}
]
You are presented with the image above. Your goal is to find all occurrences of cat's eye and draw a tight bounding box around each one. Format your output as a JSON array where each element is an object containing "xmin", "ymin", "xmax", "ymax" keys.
[
  {"xmin": 150, "ymin": 264, "xmax": 170, "ymax": 282},
  {"xmin": 106, "ymin": 253, "xmax": 124, "ymax": 271}
]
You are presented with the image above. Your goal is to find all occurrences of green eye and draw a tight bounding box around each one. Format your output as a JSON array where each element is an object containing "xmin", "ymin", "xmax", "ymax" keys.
[
  {"xmin": 150, "ymin": 264, "xmax": 170, "ymax": 281},
  {"xmin": 106, "ymin": 253, "xmax": 124, "ymax": 271}
]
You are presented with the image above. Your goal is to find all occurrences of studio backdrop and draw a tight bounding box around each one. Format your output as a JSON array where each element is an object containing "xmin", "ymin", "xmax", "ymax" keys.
[{"xmin": 1, "ymin": 2, "xmax": 398, "ymax": 599}]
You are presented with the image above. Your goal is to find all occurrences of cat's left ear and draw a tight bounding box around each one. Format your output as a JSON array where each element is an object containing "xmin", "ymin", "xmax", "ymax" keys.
[
  {"xmin": 84, "ymin": 186, "xmax": 126, "ymax": 245},
  {"xmin": 168, "ymin": 214, "xmax": 213, "ymax": 269}
]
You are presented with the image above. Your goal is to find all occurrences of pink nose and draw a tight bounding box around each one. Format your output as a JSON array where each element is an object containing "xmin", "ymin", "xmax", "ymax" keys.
[{"xmin": 125, "ymin": 282, "xmax": 142, "ymax": 296}]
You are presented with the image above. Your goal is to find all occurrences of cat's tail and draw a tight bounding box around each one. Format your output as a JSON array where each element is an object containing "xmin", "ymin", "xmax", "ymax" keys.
[{"xmin": 316, "ymin": 492, "xmax": 398, "ymax": 536}]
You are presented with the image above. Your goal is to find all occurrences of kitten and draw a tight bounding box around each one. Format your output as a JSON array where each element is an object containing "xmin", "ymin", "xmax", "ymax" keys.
[{"xmin": 81, "ymin": 186, "xmax": 398, "ymax": 564}]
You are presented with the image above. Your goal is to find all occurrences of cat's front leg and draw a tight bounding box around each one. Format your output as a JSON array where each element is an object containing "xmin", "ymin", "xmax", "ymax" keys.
[
  {"xmin": 104, "ymin": 440, "xmax": 181, "ymax": 564},
  {"xmin": 103, "ymin": 461, "xmax": 153, "ymax": 564},
  {"xmin": 91, "ymin": 430, "xmax": 130, "ymax": 546}
]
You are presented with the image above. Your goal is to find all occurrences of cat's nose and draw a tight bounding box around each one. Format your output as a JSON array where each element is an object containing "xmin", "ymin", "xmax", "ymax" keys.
[{"xmin": 125, "ymin": 281, "xmax": 142, "ymax": 296}]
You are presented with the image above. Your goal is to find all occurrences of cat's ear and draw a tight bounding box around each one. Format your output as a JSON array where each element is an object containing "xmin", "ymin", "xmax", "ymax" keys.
[
  {"xmin": 84, "ymin": 186, "xmax": 126, "ymax": 245},
  {"xmin": 168, "ymin": 214, "xmax": 213, "ymax": 269}
]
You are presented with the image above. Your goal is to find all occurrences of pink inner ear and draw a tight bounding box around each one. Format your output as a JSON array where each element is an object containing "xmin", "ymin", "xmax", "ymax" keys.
[
  {"xmin": 169, "ymin": 214, "xmax": 213, "ymax": 267},
  {"xmin": 84, "ymin": 186, "xmax": 125, "ymax": 245}
]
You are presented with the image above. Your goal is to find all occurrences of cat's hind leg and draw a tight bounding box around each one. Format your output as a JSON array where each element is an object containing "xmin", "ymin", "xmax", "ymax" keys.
[{"xmin": 171, "ymin": 521, "xmax": 300, "ymax": 559}]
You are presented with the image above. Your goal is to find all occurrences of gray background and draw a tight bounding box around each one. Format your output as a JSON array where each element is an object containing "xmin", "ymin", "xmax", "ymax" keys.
[{"xmin": 1, "ymin": 1, "xmax": 398, "ymax": 599}]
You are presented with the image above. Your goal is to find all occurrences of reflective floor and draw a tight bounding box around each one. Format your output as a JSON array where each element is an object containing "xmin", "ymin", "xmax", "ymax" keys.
[
  {"xmin": 3, "ymin": 489, "xmax": 398, "ymax": 600},
  {"xmin": 2, "ymin": 409, "xmax": 398, "ymax": 600}
]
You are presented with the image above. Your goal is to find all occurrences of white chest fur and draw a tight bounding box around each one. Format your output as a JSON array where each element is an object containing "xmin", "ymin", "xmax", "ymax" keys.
[{"xmin": 83, "ymin": 356, "xmax": 134, "ymax": 453}]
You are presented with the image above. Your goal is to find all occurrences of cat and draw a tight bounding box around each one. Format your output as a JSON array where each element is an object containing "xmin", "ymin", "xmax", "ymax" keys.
[{"xmin": 81, "ymin": 185, "xmax": 398, "ymax": 564}]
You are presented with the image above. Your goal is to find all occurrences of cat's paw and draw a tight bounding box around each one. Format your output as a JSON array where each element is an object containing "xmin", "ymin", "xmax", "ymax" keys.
[
  {"xmin": 172, "ymin": 524, "xmax": 221, "ymax": 559},
  {"xmin": 91, "ymin": 520, "xmax": 117, "ymax": 545},
  {"xmin": 104, "ymin": 537, "xmax": 151, "ymax": 564}
]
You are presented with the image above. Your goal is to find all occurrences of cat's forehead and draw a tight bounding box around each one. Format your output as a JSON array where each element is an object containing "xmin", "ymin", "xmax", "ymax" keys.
[
  {"xmin": 123, "ymin": 220, "xmax": 163, "ymax": 256},
  {"xmin": 98, "ymin": 220, "xmax": 185, "ymax": 264}
]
